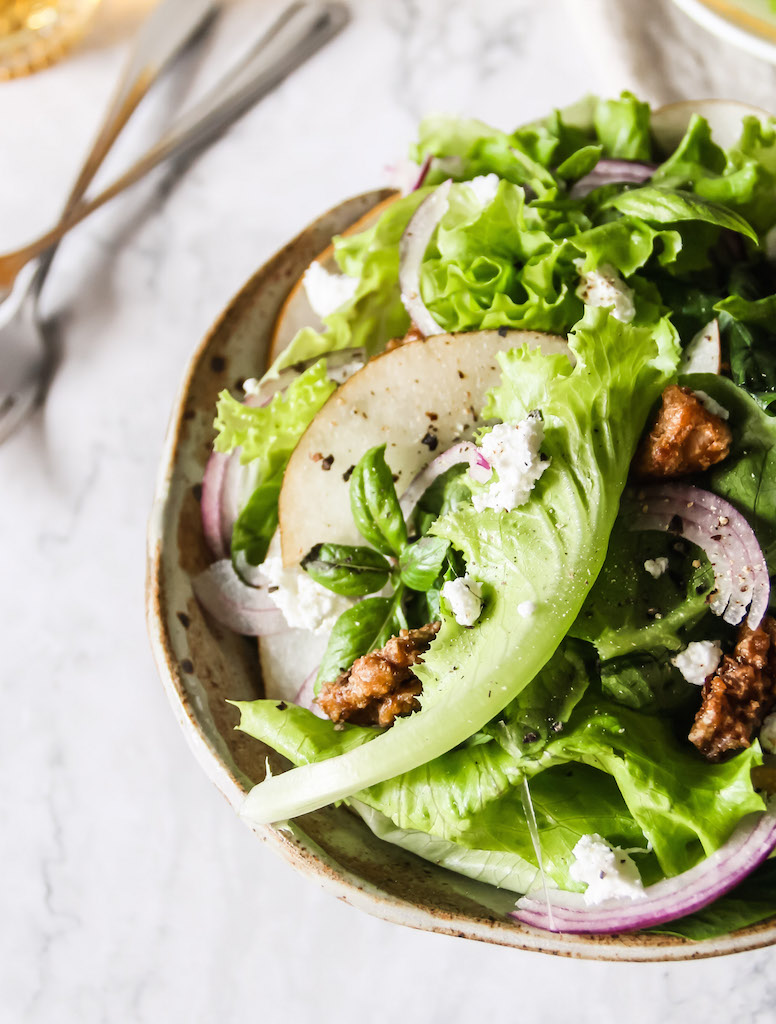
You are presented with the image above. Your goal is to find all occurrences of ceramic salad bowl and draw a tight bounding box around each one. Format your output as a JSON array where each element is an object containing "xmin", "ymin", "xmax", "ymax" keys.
[{"xmin": 147, "ymin": 99, "xmax": 776, "ymax": 960}]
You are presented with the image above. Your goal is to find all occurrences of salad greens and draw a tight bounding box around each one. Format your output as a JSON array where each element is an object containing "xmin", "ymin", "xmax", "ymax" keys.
[
  {"xmin": 240, "ymin": 308, "xmax": 679, "ymax": 823},
  {"xmin": 209, "ymin": 93, "xmax": 776, "ymax": 939}
]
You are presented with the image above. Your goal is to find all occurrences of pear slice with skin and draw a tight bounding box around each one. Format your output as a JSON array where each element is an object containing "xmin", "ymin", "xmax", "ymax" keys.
[{"xmin": 278, "ymin": 329, "xmax": 569, "ymax": 567}]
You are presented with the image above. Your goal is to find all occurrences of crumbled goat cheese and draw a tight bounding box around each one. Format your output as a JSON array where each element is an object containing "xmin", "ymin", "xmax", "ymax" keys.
[
  {"xmin": 517, "ymin": 600, "xmax": 536, "ymax": 618},
  {"xmin": 761, "ymin": 713, "xmax": 776, "ymax": 755},
  {"xmin": 644, "ymin": 557, "xmax": 669, "ymax": 579},
  {"xmin": 672, "ymin": 640, "xmax": 723, "ymax": 686},
  {"xmin": 693, "ymin": 390, "xmax": 730, "ymax": 420},
  {"xmin": 471, "ymin": 413, "xmax": 548, "ymax": 513},
  {"xmin": 303, "ymin": 261, "xmax": 358, "ymax": 319},
  {"xmin": 574, "ymin": 260, "xmax": 635, "ymax": 323},
  {"xmin": 441, "ymin": 575, "xmax": 483, "ymax": 626},
  {"xmin": 570, "ymin": 834, "xmax": 645, "ymax": 906},
  {"xmin": 261, "ymin": 534, "xmax": 352, "ymax": 635},
  {"xmin": 466, "ymin": 173, "xmax": 501, "ymax": 206}
]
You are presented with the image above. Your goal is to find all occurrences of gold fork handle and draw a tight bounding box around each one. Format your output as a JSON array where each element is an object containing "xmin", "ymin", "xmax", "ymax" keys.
[
  {"xmin": 0, "ymin": 3, "xmax": 348, "ymax": 293},
  {"xmin": 59, "ymin": 0, "xmax": 217, "ymax": 220},
  {"xmin": 0, "ymin": 0, "xmax": 217, "ymax": 294}
]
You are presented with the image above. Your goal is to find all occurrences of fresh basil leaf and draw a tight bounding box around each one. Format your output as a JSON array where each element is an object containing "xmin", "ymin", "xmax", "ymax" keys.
[
  {"xmin": 349, "ymin": 445, "xmax": 408, "ymax": 556},
  {"xmin": 301, "ymin": 543, "xmax": 391, "ymax": 597},
  {"xmin": 556, "ymin": 144, "xmax": 602, "ymax": 182},
  {"xmin": 315, "ymin": 595, "xmax": 403, "ymax": 690},
  {"xmin": 602, "ymin": 186, "xmax": 759, "ymax": 242},
  {"xmin": 399, "ymin": 536, "xmax": 451, "ymax": 591},
  {"xmin": 230, "ymin": 476, "xmax": 281, "ymax": 568}
]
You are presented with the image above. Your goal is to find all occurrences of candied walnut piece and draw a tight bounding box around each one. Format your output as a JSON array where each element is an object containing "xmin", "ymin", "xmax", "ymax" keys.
[
  {"xmin": 385, "ymin": 324, "xmax": 425, "ymax": 351},
  {"xmin": 317, "ymin": 622, "xmax": 440, "ymax": 727},
  {"xmin": 689, "ymin": 617, "xmax": 776, "ymax": 761},
  {"xmin": 634, "ymin": 385, "xmax": 732, "ymax": 479}
]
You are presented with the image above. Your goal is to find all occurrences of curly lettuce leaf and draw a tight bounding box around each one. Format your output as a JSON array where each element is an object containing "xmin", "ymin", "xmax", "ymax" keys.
[
  {"xmin": 409, "ymin": 115, "xmax": 557, "ymax": 194},
  {"xmin": 651, "ymin": 113, "xmax": 776, "ymax": 234},
  {"xmin": 593, "ymin": 91, "xmax": 652, "ymax": 161},
  {"xmin": 351, "ymin": 801, "xmax": 544, "ymax": 896},
  {"xmin": 539, "ymin": 695, "xmax": 764, "ymax": 877},
  {"xmin": 273, "ymin": 191, "xmax": 426, "ymax": 371},
  {"xmin": 233, "ymin": 683, "xmax": 761, "ymax": 888},
  {"xmin": 239, "ymin": 308, "xmax": 679, "ymax": 825},
  {"xmin": 214, "ymin": 360, "xmax": 335, "ymax": 473}
]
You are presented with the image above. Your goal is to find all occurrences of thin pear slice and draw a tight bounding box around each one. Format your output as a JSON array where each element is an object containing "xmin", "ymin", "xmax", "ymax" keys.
[
  {"xmin": 651, "ymin": 99, "xmax": 771, "ymax": 154},
  {"xmin": 278, "ymin": 329, "xmax": 569, "ymax": 566}
]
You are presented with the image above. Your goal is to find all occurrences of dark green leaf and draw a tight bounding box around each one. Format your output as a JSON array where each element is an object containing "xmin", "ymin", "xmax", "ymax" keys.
[
  {"xmin": 570, "ymin": 522, "xmax": 714, "ymax": 659},
  {"xmin": 301, "ymin": 543, "xmax": 391, "ymax": 597},
  {"xmin": 315, "ymin": 595, "xmax": 404, "ymax": 690},
  {"xmin": 349, "ymin": 445, "xmax": 408, "ymax": 556},
  {"xmin": 485, "ymin": 642, "xmax": 590, "ymax": 757},
  {"xmin": 602, "ymin": 186, "xmax": 759, "ymax": 242},
  {"xmin": 230, "ymin": 476, "xmax": 281, "ymax": 568},
  {"xmin": 689, "ymin": 374, "xmax": 776, "ymax": 567},
  {"xmin": 556, "ymin": 144, "xmax": 602, "ymax": 181},
  {"xmin": 599, "ymin": 650, "xmax": 696, "ymax": 713},
  {"xmin": 399, "ymin": 536, "xmax": 451, "ymax": 591}
]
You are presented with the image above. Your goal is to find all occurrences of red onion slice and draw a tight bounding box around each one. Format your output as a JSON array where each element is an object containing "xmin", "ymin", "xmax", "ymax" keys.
[
  {"xmin": 399, "ymin": 441, "xmax": 490, "ymax": 521},
  {"xmin": 569, "ymin": 158, "xmax": 656, "ymax": 199},
  {"xmin": 632, "ymin": 484, "xmax": 770, "ymax": 628},
  {"xmin": 411, "ymin": 154, "xmax": 432, "ymax": 191},
  {"xmin": 398, "ymin": 180, "xmax": 452, "ymax": 337},
  {"xmin": 511, "ymin": 801, "xmax": 776, "ymax": 934},
  {"xmin": 201, "ymin": 350, "xmax": 366, "ymax": 559},
  {"xmin": 201, "ymin": 451, "xmax": 230, "ymax": 559},
  {"xmin": 193, "ymin": 559, "xmax": 289, "ymax": 636},
  {"xmin": 294, "ymin": 666, "xmax": 327, "ymax": 718}
]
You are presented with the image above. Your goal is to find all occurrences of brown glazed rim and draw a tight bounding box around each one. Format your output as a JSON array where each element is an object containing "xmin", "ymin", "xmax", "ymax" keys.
[{"xmin": 146, "ymin": 186, "xmax": 776, "ymax": 961}]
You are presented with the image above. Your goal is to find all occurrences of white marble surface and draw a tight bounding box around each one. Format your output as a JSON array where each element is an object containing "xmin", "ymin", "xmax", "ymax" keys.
[{"xmin": 2, "ymin": 1, "xmax": 776, "ymax": 1021}]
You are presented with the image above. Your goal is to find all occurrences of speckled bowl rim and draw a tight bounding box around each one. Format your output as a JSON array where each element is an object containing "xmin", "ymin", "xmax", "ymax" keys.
[{"xmin": 146, "ymin": 188, "xmax": 776, "ymax": 962}]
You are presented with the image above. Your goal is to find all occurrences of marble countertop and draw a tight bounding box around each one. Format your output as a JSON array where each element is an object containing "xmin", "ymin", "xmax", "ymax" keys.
[{"xmin": 3, "ymin": 1, "xmax": 775, "ymax": 1020}]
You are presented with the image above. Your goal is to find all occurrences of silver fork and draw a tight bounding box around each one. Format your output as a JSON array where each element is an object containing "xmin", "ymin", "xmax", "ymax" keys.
[
  {"xmin": 0, "ymin": 0, "xmax": 218, "ymax": 439},
  {"xmin": 0, "ymin": 1, "xmax": 349, "ymax": 444}
]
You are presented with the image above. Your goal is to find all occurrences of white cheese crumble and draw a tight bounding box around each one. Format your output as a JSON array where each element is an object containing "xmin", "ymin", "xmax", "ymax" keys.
[
  {"xmin": 672, "ymin": 640, "xmax": 723, "ymax": 686},
  {"xmin": 517, "ymin": 600, "xmax": 536, "ymax": 618},
  {"xmin": 693, "ymin": 390, "xmax": 730, "ymax": 421},
  {"xmin": 466, "ymin": 173, "xmax": 501, "ymax": 207},
  {"xmin": 471, "ymin": 413, "xmax": 548, "ymax": 513},
  {"xmin": 302, "ymin": 261, "xmax": 358, "ymax": 319},
  {"xmin": 644, "ymin": 557, "xmax": 669, "ymax": 579},
  {"xmin": 261, "ymin": 534, "xmax": 352, "ymax": 635},
  {"xmin": 441, "ymin": 575, "xmax": 483, "ymax": 627},
  {"xmin": 574, "ymin": 260, "xmax": 635, "ymax": 323},
  {"xmin": 570, "ymin": 834, "xmax": 645, "ymax": 906},
  {"xmin": 760, "ymin": 712, "xmax": 776, "ymax": 755}
]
